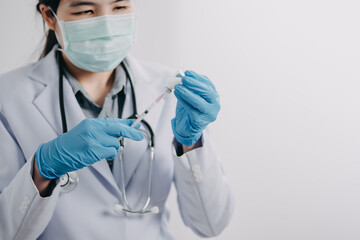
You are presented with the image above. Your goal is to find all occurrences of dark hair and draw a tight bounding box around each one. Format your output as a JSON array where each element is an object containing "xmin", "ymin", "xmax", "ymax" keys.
[{"xmin": 36, "ymin": 0, "xmax": 61, "ymax": 58}]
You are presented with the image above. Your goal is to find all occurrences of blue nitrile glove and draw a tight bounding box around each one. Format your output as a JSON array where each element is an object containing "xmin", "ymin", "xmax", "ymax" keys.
[
  {"xmin": 36, "ymin": 118, "xmax": 144, "ymax": 179},
  {"xmin": 171, "ymin": 70, "xmax": 220, "ymax": 146}
]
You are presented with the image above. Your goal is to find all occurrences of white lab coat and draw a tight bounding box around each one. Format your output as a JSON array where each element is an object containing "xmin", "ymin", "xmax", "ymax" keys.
[{"xmin": 0, "ymin": 47, "xmax": 234, "ymax": 240}]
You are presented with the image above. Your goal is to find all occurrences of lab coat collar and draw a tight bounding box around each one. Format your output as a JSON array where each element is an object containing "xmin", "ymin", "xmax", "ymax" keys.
[
  {"xmin": 28, "ymin": 47, "xmax": 59, "ymax": 86},
  {"xmin": 28, "ymin": 46, "xmax": 164, "ymax": 192}
]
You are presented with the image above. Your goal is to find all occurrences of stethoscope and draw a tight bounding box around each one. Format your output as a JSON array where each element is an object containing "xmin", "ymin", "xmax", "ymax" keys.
[{"xmin": 56, "ymin": 52, "xmax": 158, "ymax": 214}]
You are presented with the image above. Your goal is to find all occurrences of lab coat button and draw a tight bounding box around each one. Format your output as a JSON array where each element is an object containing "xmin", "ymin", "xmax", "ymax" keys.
[
  {"xmin": 19, "ymin": 201, "xmax": 29, "ymax": 214},
  {"xmin": 19, "ymin": 206, "xmax": 26, "ymax": 214},
  {"xmin": 24, "ymin": 195, "xmax": 31, "ymax": 204},
  {"xmin": 195, "ymin": 176, "xmax": 203, "ymax": 182},
  {"xmin": 21, "ymin": 201, "xmax": 29, "ymax": 209},
  {"xmin": 193, "ymin": 171, "xmax": 202, "ymax": 178},
  {"xmin": 192, "ymin": 164, "xmax": 201, "ymax": 172}
]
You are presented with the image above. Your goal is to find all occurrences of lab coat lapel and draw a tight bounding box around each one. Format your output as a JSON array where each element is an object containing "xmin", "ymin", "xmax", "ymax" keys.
[
  {"xmin": 29, "ymin": 48, "xmax": 121, "ymax": 194},
  {"xmin": 30, "ymin": 49, "xmax": 63, "ymax": 136},
  {"xmin": 62, "ymin": 76, "xmax": 122, "ymax": 196},
  {"xmin": 121, "ymin": 56, "xmax": 165, "ymax": 187}
]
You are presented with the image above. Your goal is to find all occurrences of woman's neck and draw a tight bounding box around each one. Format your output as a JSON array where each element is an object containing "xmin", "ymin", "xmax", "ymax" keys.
[{"xmin": 62, "ymin": 53, "xmax": 114, "ymax": 106}]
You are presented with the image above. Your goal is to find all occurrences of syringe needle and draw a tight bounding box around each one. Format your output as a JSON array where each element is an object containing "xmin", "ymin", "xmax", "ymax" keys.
[
  {"xmin": 119, "ymin": 70, "xmax": 184, "ymax": 142},
  {"xmin": 130, "ymin": 92, "xmax": 166, "ymax": 128}
]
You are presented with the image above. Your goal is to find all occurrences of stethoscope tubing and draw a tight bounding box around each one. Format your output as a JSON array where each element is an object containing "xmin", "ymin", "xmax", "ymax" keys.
[{"xmin": 56, "ymin": 51, "xmax": 157, "ymax": 214}]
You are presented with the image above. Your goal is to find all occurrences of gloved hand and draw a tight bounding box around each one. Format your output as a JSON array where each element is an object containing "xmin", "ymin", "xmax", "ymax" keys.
[
  {"xmin": 36, "ymin": 118, "xmax": 144, "ymax": 179},
  {"xmin": 171, "ymin": 70, "xmax": 220, "ymax": 146}
]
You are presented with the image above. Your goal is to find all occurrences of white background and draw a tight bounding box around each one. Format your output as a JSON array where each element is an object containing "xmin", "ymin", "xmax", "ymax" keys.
[{"xmin": 1, "ymin": 0, "xmax": 360, "ymax": 239}]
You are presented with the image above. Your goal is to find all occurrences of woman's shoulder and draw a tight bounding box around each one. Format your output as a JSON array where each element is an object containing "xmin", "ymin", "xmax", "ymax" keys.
[
  {"xmin": 0, "ymin": 63, "xmax": 36, "ymax": 85},
  {"xmin": 0, "ymin": 48, "xmax": 58, "ymax": 91},
  {"xmin": 0, "ymin": 63, "xmax": 37, "ymax": 98},
  {"xmin": 0, "ymin": 59, "xmax": 49, "ymax": 110}
]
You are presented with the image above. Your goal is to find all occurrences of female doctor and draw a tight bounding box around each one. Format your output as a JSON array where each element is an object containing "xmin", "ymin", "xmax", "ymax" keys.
[{"xmin": 0, "ymin": 0, "xmax": 234, "ymax": 239}]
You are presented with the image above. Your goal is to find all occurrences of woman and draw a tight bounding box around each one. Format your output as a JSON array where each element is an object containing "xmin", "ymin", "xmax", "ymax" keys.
[{"xmin": 0, "ymin": 0, "xmax": 234, "ymax": 239}]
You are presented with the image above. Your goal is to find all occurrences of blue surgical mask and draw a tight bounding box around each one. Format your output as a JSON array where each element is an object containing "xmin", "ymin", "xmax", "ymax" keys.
[{"xmin": 51, "ymin": 10, "xmax": 136, "ymax": 72}]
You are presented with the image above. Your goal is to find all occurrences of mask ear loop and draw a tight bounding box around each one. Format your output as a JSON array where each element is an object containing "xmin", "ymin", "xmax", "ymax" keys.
[{"xmin": 49, "ymin": 8, "xmax": 66, "ymax": 51}]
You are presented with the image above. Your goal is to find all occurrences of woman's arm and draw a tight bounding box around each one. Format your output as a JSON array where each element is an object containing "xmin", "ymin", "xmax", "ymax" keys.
[
  {"xmin": 32, "ymin": 157, "xmax": 54, "ymax": 197},
  {"xmin": 175, "ymin": 138, "xmax": 203, "ymax": 156},
  {"xmin": 182, "ymin": 139, "xmax": 203, "ymax": 154},
  {"xmin": 0, "ymin": 111, "xmax": 61, "ymax": 240},
  {"xmin": 173, "ymin": 131, "xmax": 235, "ymax": 237}
]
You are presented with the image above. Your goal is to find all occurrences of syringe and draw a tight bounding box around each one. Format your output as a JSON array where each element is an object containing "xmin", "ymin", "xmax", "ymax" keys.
[{"xmin": 120, "ymin": 70, "xmax": 184, "ymax": 141}]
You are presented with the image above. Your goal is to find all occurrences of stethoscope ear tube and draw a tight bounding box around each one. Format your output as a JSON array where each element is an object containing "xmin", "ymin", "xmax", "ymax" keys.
[{"xmin": 57, "ymin": 51, "xmax": 68, "ymax": 134}]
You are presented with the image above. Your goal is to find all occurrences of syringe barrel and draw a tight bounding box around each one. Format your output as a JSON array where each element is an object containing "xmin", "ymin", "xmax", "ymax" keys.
[{"xmin": 130, "ymin": 115, "xmax": 144, "ymax": 128}]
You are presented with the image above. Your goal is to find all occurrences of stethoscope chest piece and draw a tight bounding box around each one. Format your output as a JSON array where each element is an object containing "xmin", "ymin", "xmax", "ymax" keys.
[{"xmin": 59, "ymin": 171, "xmax": 79, "ymax": 193}]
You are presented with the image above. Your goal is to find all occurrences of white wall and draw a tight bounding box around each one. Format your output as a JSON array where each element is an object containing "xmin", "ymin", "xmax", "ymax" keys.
[
  {"xmin": 1, "ymin": 0, "xmax": 360, "ymax": 239},
  {"xmin": 0, "ymin": 0, "xmax": 44, "ymax": 73}
]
